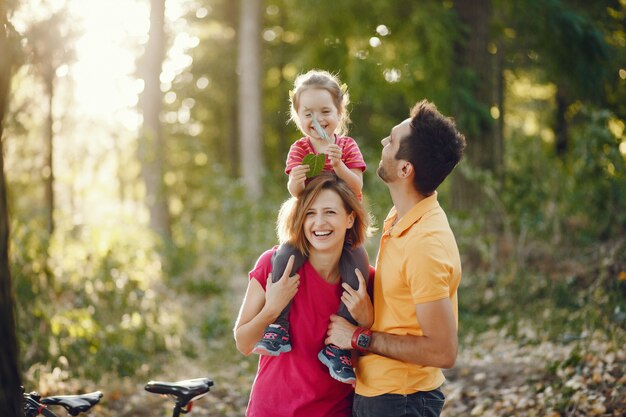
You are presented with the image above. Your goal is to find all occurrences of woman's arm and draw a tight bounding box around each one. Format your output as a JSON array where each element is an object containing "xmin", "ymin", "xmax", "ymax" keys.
[
  {"xmin": 234, "ymin": 256, "xmax": 300, "ymax": 355},
  {"xmin": 233, "ymin": 279, "xmax": 278, "ymax": 355}
]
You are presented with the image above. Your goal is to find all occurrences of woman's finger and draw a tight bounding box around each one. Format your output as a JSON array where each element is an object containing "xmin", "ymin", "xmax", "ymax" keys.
[
  {"xmin": 282, "ymin": 255, "xmax": 295, "ymax": 279},
  {"xmin": 355, "ymin": 268, "xmax": 367, "ymax": 293}
]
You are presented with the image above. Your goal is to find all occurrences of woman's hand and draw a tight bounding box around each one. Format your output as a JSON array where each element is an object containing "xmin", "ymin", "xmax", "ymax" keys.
[
  {"xmin": 341, "ymin": 268, "xmax": 373, "ymax": 328},
  {"xmin": 263, "ymin": 255, "xmax": 300, "ymax": 318}
]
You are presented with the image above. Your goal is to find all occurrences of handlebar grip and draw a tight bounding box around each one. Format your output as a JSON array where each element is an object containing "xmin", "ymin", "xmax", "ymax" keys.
[{"xmin": 40, "ymin": 407, "xmax": 58, "ymax": 417}]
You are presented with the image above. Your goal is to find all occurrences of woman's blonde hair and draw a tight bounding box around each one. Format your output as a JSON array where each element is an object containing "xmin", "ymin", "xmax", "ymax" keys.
[
  {"xmin": 289, "ymin": 69, "xmax": 351, "ymax": 136},
  {"xmin": 277, "ymin": 173, "xmax": 367, "ymax": 256}
]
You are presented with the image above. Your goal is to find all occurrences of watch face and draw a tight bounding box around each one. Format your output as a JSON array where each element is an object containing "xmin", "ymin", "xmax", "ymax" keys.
[{"xmin": 357, "ymin": 334, "xmax": 370, "ymax": 349}]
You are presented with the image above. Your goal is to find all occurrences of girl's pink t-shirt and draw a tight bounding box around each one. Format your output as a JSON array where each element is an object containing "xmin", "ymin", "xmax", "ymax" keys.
[
  {"xmin": 245, "ymin": 248, "xmax": 353, "ymax": 417},
  {"xmin": 285, "ymin": 136, "xmax": 367, "ymax": 175}
]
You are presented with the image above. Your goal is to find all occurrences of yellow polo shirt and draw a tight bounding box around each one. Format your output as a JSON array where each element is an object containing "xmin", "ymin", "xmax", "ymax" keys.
[{"xmin": 356, "ymin": 192, "xmax": 461, "ymax": 396}]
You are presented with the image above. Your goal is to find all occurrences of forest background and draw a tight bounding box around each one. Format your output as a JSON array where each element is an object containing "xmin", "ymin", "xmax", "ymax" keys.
[{"xmin": 1, "ymin": 0, "xmax": 625, "ymax": 416}]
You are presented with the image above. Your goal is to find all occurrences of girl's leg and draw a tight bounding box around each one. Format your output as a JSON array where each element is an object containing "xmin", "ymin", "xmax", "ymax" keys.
[
  {"xmin": 337, "ymin": 245, "xmax": 370, "ymax": 325},
  {"xmin": 270, "ymin": 243, "xmax": 306, "ymax": 328},
  {"xmin": 253, "ymin": 243, "xmax": 306, "ymax": 356},
  {"xmin": 319, "ymin": 245, "xmax": 368, "ymax": 384}
]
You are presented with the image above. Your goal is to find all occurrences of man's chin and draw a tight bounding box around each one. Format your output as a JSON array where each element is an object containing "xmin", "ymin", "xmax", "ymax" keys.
[{"xmin": 376, "ymin": 168, "xmax": 388, "ymax": 183}]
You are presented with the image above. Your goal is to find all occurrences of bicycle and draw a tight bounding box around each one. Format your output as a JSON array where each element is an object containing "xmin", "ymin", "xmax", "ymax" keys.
[
  {"xmin": 144, "ymin": 377, "xmax": 214, "ymax": 417},
  {"xmin": 23, "ymin": 388, "xmax": 103, "ymax": 417},
  {"xmin": 22, "ymin": 376, "xmax": 212, "ymax": 417}
]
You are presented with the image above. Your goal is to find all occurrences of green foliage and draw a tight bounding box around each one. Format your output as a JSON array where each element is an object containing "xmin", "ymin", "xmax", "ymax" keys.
[
  {"xmin": 12, "ymin": 219, "xmax": 184, "ymax": 380},
  {"xmin": 565, "ymin": 109, "xmax": 626, "ymax": 240}
]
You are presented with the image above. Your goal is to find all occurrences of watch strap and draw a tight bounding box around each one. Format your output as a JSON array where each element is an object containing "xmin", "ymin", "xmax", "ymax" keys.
[{"xmin": 351, "ymin": 327, "xmax": 372, "ymax": 353}]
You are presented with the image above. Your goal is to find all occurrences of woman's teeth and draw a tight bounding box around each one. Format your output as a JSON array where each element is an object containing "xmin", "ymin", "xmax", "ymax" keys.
[{"xmin": 313, "ymin": 231, "xmax": 331, "ymax": 237}]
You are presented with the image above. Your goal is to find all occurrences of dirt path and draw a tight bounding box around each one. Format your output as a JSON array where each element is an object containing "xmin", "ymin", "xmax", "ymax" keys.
[{"xmin": 441, "ymin": 332, "xmax": 625, "ymax": 417}]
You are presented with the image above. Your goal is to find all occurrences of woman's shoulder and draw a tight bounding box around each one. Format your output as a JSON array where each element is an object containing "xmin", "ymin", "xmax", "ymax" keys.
[
  {"xmin": 249, "ymin": 247, "xmax": 279, "ymax": 286},
  {"xmin": 257, "ymin": 247, "xmax": 278, "ymax": 263}
]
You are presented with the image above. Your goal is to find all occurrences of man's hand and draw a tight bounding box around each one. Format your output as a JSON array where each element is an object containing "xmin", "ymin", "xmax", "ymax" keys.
[
  {"xmin": 342, "ymin": 268, "xmax": 373, "ymax": 328},
  {"xmin": 325, "ymin": 314, "xmax": 357, "ymax": 350}
]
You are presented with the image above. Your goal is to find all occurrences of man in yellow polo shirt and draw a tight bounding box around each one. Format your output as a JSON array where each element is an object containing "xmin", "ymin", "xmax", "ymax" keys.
[{"xmin": 326, "ymin": 100, "xmax": 466, "ymax": 416}]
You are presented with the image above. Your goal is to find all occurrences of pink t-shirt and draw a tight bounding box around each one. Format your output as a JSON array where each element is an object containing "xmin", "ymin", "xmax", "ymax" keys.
[
  {"xmin": 285, "ymin": 136, "xmax": 367, "ymax": 175},
  {"xmin": 246, "ymin": 248, "xmax": 355, "ymax": 417}
]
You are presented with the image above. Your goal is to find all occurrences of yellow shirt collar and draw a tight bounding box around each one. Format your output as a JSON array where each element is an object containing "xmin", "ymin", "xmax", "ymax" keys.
[{"xmin": 384, "ymin": 192, "xmax": 440, "ymax": 237}]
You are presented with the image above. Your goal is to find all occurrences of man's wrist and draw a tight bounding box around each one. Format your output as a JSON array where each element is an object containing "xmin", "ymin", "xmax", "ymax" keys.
[{"xmin": 351, "ymin": 327, "xmax": 373, "ymax": 353}]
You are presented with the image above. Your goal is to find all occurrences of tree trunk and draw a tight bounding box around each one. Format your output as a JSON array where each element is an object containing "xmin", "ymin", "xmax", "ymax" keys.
[
  {"xmin": 44, "ymin": 73, "xmax": 55, "ymax": 236},
  {"xmin": 451, "ymin": 0, "xmax": 497, "ymax": 210},
  {"xmin": 0, "ymin": 9, "xmax": 23, "ymax": 415},
  {"xmin": 238, "ymin": 0, "xmax": 264, "ymax": 200},
  {"xmin": 554, "ymin": 86, "xmax": 569, "ymax": 157},
  {"xmin": 138, "ymin": 0, "xmax": 171, "ymax": 242}
]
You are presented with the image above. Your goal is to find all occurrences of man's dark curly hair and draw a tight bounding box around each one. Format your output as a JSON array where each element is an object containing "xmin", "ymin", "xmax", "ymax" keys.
[{"xmin": 395, "ymin": 100, "xmax": 467, "ymax": 195}]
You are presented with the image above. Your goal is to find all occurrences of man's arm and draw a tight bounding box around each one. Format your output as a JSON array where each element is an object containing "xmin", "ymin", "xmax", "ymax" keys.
[{"xmin": 326, "ymin": 297, "xmax": 457, "ymax": 369}]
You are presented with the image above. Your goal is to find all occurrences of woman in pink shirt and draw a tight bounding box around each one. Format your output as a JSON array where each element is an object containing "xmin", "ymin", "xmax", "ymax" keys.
[{"xmin": 234, "ymin": 174, "xmax": 374, "ymax": 417}]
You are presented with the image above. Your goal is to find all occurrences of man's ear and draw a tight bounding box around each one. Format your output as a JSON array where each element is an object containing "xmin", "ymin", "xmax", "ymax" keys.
[{"xmin": 397, "ymin": 160, "xmax": 414, "ymax": 178}]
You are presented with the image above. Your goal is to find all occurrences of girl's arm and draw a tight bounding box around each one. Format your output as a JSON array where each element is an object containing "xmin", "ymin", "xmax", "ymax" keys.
[
  {"xmin": 326, "ymin": 143, "xmax": 363, "ymax": 197},
  {"xmin": 334, "ymin": 164, "xmax": 363, "ymax": 197}
]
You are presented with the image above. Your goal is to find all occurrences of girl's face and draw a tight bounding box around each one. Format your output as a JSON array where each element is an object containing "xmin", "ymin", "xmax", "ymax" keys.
[
  {"xmin": 303, "ymin": 189, "xmax": 355, "ymax": 255},
  {"xmin": 296, "ymin": 88, "xmax": 340, "ymax": 141}
]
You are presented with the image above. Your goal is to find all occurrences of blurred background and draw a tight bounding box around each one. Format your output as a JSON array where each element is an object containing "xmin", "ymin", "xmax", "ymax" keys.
[{"xmin": 1, "ymin": 0, "xmax": 625, "ymax": 415}]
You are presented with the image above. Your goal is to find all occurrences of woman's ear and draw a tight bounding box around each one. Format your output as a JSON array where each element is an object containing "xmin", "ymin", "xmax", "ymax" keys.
[{"xmin": 347, "ymin": 211, "xmax": 355, "ymax": 229}]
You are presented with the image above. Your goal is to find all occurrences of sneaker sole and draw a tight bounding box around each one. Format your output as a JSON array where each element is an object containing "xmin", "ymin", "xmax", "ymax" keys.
[
  {"xmin": 252, "ymin": 344, "xmax": 292, "ymax": 356},
  {"xmin": 317, "ymin": 351, "xmax": 356, "ymax": 385}
]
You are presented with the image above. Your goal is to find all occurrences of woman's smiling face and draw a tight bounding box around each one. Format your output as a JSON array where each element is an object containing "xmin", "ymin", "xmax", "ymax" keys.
[{"xmin": 303, "ymin": 189, "xmax": 354, "ymax": 254}]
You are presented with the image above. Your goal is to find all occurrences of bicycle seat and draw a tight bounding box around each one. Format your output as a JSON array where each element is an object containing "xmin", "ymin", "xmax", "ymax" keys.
[
  {"xmin": 145, "ymin": 377, "xmax": 213, "ymax": 406},
  {"xmin": 41, "ymin": 391, "xmax": 103, "ymax": 416}
]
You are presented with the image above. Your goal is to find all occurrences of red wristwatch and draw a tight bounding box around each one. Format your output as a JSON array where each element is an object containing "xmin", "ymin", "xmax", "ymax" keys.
[{"xmin": 351, "ymin": 327, "xmax": 373, "ymax": 353}]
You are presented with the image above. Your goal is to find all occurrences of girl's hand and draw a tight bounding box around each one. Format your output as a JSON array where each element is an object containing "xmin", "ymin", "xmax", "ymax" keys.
[
  {"xmin": 341, "ymin": 268, "xmax": 373, "ymax": 328},
  {"xmin": 288, "ymin": 164, "xmax": 309, "ymax": 197},
  {"xmin": 290, "ymin": 164, "xmax": 309, "ymax": 183},
  {"xmin": 325, "ymin": 144, "xmax": 343, "ymax": 169},
  {"xmin": 264, "ymin": 255, "xmax": 300, "ymax": 317}
]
